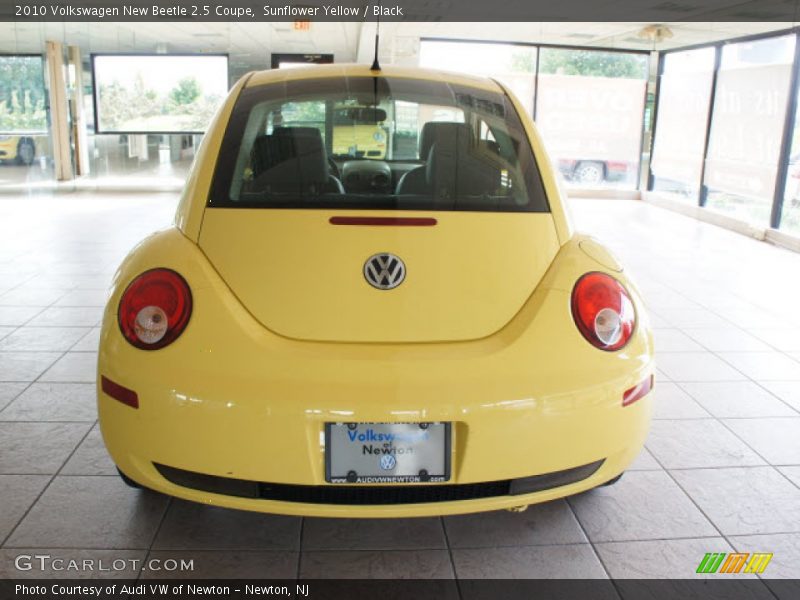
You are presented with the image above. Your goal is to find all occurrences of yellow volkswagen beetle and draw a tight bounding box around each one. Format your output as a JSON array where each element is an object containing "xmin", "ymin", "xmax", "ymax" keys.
[
  {"xmin": 331, "ymin": 104, "xmax": 388, "ymax": 159},
  {"xmin": 0, "ymin": 134, "xmax": 36, "ymax": 165},
  {"xmin": 97, "ymin": 64, "xmax": 654, "ymax": 517}
]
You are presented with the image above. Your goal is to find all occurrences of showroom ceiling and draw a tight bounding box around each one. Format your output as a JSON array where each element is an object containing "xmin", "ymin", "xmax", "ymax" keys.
[{"xmin": 0, "ymin": 20, "xmax": 795, "ymax": 73}]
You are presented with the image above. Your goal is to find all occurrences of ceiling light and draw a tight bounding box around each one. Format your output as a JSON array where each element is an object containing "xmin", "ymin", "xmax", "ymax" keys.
[{"xmin": 637, "ymin": 24, "xmax": 674, "ymax": 43}]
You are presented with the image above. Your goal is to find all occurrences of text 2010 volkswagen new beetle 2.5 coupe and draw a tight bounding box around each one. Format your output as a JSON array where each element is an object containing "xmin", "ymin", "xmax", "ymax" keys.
[{"xmin": 97, "ymin": 64, "xmax": 654, "ymax": 517}]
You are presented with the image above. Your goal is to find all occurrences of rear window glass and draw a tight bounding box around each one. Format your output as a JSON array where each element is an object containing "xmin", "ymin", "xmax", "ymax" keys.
[{"xmin": 208, "ymin": 75, "xmax": 549, "ymax": 213}]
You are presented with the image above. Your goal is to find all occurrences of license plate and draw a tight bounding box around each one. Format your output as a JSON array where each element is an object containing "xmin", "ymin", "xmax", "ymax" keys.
[{"xmin": 325, "ymin": 422, "xmax": 451, "ymax": 484}]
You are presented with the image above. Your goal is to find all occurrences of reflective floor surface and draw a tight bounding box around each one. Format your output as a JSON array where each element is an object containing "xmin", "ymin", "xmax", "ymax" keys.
[{"xmin": 0, "ymin": 193, "xmax": 798, "ymax": 584}]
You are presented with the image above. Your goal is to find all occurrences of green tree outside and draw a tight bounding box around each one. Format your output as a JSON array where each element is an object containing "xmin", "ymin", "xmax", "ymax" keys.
[
  {"xmin": 539, "ymin": 49, "xmax": 648, "ymax": 79},
  {"xmin": 98, "ymin": 74, "xmax": 221, "ymax": 132},
  {"xmin": 0, "ymin": 56, "xmax": 48, "ymax": 132},
  {"xmin": 169, "ymin": 77, "xmax": 202, "ymax": 106}
]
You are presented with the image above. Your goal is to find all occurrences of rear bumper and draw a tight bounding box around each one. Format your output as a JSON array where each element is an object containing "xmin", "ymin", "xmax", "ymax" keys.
[
  {"xmin": 99, "ymin": 339, "xmax": 653, "ymax": 517},
  {"xmin": 104, "ymin": 438, "xmax": 647, "ymax": 518},
  {"xmin": 155, "ymin": 459, "xmax": 604, "ymax": 504},
  {"xmin": 97, "ymin": 228, "xmax": 654, "ymax": 517}
]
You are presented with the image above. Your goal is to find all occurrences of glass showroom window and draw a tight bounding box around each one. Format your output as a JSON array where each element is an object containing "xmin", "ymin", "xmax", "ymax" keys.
[
  {"xmin": 419, "ymin": 40, "xmax": 537, "ymax": 116},
  {"xmin": 650, "ymin": 47, "xmax": 716, "ymax": 202},
  {"xmin": 0, "ymin": 54, "xmax": 53, "ymax": 190},
  {"xmin": 704, "ymin": 35, "xmax": 796, "ymax": 226},
  {"xmin": 780, "ymin": 78, "xmax": 800, "ymax": 235},
  {"xmin": 83, "ymin": 54, "xmax": 228, "ymax": 187},
  {"xmin": 536, "ymin": 48, "xmax": 648, "ymax": 190}
]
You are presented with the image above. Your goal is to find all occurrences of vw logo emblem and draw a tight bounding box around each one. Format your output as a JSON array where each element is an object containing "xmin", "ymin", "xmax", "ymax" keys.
[
  {"xmin": 379, "ymin": 454, "xmax": 397, "ymax": 470},
  {"xmin": 364, "ymin": 253, "xmax": 406, "ymax": 290}
]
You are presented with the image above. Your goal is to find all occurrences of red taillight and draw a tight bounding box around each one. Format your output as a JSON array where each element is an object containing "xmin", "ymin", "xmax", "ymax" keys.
[
  {"xmin": 101, "ymin": 375, "xmax": 139, "ymax": 408},
  {"xmin": 118, "ymin": 268, "xmax": 192, "ymax": 350},
  {"xmin": 623, "ymin": 374, "xmax": 654, "ymax": 407},
  {"xmin": 571, "ymin": 272, "xmax": 636, "ymax": 351}
]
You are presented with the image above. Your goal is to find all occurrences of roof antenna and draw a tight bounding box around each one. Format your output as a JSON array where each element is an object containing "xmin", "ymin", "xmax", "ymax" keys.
[{"xmin": 370, "ymin": 2, "xmax": 381, "ymax": 71}]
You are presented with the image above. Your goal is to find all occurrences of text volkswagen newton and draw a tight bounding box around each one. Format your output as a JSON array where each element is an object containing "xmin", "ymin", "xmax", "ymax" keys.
[{"xmin": 97, "ymin": 64, "xmax": 654, "ymax": 517}]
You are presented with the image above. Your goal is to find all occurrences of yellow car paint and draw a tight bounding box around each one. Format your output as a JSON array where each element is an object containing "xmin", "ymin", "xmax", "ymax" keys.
[
  {"xmin": 197, "ymin": 210, "xmax": 559, "ymax": 343},
  {"xmin": 331, "ymin": 105, "xmax": 388, "ymax": 159},
  {"xmin": 98, "ymin": 64, "xmax": 654, "ymax": 518},
  {"xmin": 332, "ymin": 123, "xmax": 387, "ymax": 158},
  {"xmin": 0, "ymin": 135, "xmax": 36, "ymax": 164}
]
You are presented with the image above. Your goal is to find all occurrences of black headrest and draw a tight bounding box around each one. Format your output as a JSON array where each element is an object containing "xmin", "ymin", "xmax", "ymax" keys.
[
  {"xmin": 425, "ymin": 123, "xmax": 499, "ymax": 199},
  {"xmin": 419, "ymin": 122, "xmax": 470, "ymax": 161},
  {"xmin": 254, "ymin": 127, "xmax": 329, "ymax": 190},
  {"xmin": 425, "ymin": 123, "xmax": 473, "ymax": 183}
]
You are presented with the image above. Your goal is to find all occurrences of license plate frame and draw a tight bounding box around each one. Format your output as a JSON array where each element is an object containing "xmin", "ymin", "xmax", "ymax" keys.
[{"xmin": 324, "ymin": 422, "xmax": 451, "ymax": 484}]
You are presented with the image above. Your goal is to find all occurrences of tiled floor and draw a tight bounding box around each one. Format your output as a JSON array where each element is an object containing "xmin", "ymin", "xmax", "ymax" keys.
[{"xmin": 0, "ymin": 193, "xmax": 799, "ymax": 583}]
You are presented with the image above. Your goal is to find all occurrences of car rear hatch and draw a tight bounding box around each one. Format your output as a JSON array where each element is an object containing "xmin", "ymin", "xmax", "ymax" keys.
[{"xmin": 197, "ymin": 210, "xmax": 560, "ymax": 343}]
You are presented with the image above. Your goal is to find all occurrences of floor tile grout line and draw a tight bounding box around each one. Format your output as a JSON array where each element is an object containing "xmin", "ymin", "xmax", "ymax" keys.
[
  {"xmin": 0, "ymin": 326, "xmax": 101, "ymax": 330},
  {"xmin": 658, "ymin": 380, "xmax": 720, "ymax": 423},
  {"xmin": 0, "ymin": 283, "xmax": 81, "ymax": 400},
  {"xmin": 0, "ymin": 420, "xmax": 99, "ymax": 425},
  {"xmin": 644, "ymin": 420, "xmax": 783, "ymax": 599},
  {"xmin": 649, "ymin": 303, "xmax": 800, "ymax": 373},
  {"xmin": 642, "ymin": 267, "xmax": 800, "ymax": 334},
  {"xmin": 650, "ymin": 414, "xmax": 800, "ymax": 421},
  {"xmin": 0, "ymin": 346, "xmax": 91, "ymax": 548},
  {"xmin": 0, "ymin": 323, "xmax": 21, "ymax": 343},
  {"xmin": 710, "ymin": 350, "xmax": 800, "ymax": 390},
  {"xmin": 645, "ymin": 427, "xmax": 764, "ymax": 468},
  {"xmin": 654, "ymin": 304, "xmax": 800, "ymax": 382},
  {"xmin": 711, "ymin": 417, "xmax": 800, "ymax": 492},
  {"xmin": 671, "ymin": 379, "xmax": 800, "ymax": 419},
  {"xmin": 655, "ymin": 459, "xmax": 755, "ymax": 573},
  {"xmin": 137, "ymin": 496, "xmax": 174, "ymax": 583},
  {"xmin": 0, "ymin": 350, "xmax": 98, "ymax": 354},
  {"xmin": 0, "ymin": 270, "xmax": 51, "ymax": 301},
  {"xmin": 295, "ymin": 517, "xmax": 305, "ymax": 580},
  {"xmin": 0, "ymin": 380, "xmax": 37, "ymax": 419},
  {"xmin": 0, "ymin": 473, "xmax": 117, "ymax": 477},
  {"xmin": 0, "ymin": 380, "xmax": 96, "ymax": 384},
  {"xmin": 0, "ymin": 371, "xmax": 68, "ymax": 423},
  {"xmin": 639, "ymin": 446, "xmax": 735, "ymax": 544},
  {"xmin": 703, "ymin": 399, "xmax": 787, "ymax": 467},
  {"xmin": 677, "ymin": 322, "xmax": 791, "ymax": 357},
  {"xmin": 655, "ymin": 348, "xmax": 792, "ymax": 354},
  {"xmin": 438, "ymin": 516, "xmax": 464, "ymax": 594},
  {"xmin": 564, "ymin": 498, "xmax": 622, "ymax": 593},
  {"xmin": 12, "ymin": 530, "xmax": 800, "ymax": 553},
  {"xmin": 721, "ymin": 538, "xmax": 783, "ymax": 600},
  {"xmin": 52, "ymin": 419, "xmax": 98, "ymax": 478},
  {"xmin": 774, "ymin": 467, "xmax": 800, "ymax": 492},
  {"xmin": 66, "ymin": 326, "xmax": 101, "ymax": 353},
  {"xmin": 0, "ymin": 323, "xmax": 100, "ymax": 356},
  {"xmin": 13, "ymin": 287, "xmax": 72, "ymax": 329},
  {"xmin": 0, "ymin": 474, "xmax": 56, "ymax": 549},
  {"xmin": 640, "ymin": 462, "xmax": 800, "ymax": 471}
]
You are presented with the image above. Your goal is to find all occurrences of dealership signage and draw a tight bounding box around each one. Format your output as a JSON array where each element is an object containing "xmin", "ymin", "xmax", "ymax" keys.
[{"xmin": 537, "ymin": 74, "xmax": 647, "ymax": 163}]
